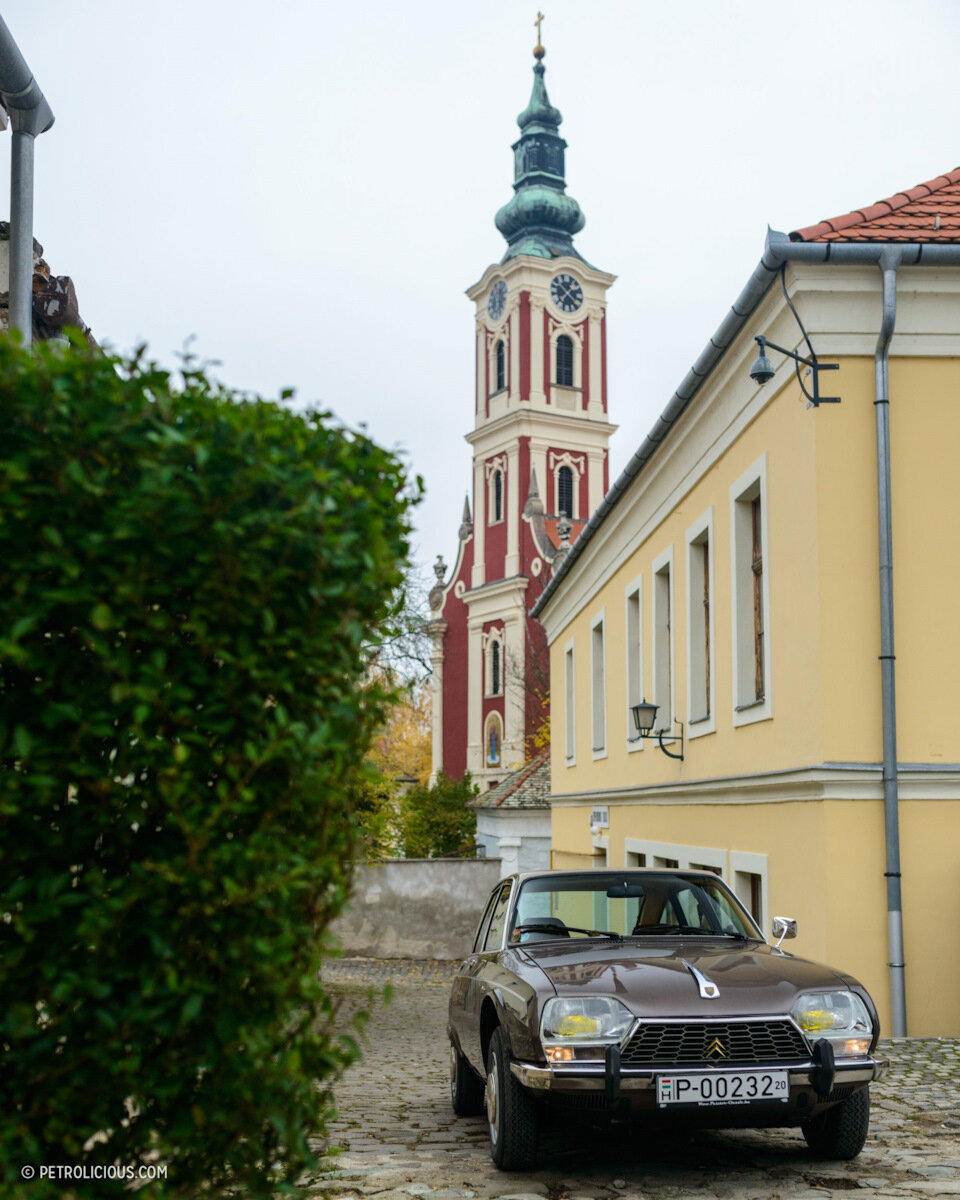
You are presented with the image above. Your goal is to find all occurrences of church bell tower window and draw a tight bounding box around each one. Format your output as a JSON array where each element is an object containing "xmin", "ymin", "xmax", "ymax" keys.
[
  {"xmin": 557, "ymin": 465, "xmax": 574, "ymax": 519},
  {"xmin": 556, "ymin": 334, "xmax": 574, "ymax": 387},
  {"xmin": 492, "ymin": 470, "xmax": 503, "ymax": 523},
  {"xmin": 495, "ymin": 340, "xmax": 506, "ymax": 392}
]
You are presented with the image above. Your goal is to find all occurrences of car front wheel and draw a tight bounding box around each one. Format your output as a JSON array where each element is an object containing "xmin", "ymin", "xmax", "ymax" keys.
[
  {"xmin": 450, "ymin": 1041, "xmax": 485, "ymax": 1116},
  {"xmin": 485, "ymin": 1026, "xmax": 539, "ymax": 1170},
  {"xmin": 802, "ymin": 1086, "xmax": 870, "ymax": 1159}
]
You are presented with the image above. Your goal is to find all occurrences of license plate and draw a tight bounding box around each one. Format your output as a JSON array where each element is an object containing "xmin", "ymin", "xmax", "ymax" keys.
[{"xmin": 656, "ymin": 1069, "xmax": 789, "ymax": 1107}]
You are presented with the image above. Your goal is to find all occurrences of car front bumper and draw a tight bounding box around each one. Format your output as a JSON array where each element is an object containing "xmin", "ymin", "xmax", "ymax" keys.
[{"xmin": 510, "ymin": 1056, "xmax": 885, "ymax": 1094}]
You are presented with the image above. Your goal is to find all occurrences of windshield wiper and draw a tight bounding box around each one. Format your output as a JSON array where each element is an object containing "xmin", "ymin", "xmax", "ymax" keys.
[
  {"xmin": 634, "ymin": 924, "xmax": 727, "ymax": 936},
  {"xmin": 514, "ymin": 922, "xmax": 623, "ymax": 942}
]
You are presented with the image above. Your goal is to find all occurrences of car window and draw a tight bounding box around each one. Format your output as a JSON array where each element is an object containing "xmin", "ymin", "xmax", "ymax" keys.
[
  {"xmin": 509, "ymin": 872, "xmax": 759, "ymax": 940},
  {"xmin": 482, "ymin": 883, "xmax": 513, "ymax": 952},
  {"xmin": 472, "ymin": 887, "xmax": 502, "ymax": 953}
]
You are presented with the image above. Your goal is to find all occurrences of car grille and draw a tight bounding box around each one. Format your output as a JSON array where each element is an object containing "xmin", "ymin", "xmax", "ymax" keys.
[{"xmin": 621, "ymin": 1020, "xmax": 808, "ymax": 1068}]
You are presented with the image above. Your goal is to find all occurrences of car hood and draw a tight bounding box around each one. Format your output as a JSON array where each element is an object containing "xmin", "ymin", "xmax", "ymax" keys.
[{"xmin": 519, "ymin": 939, "xmax": 853, "ymax": 1018}]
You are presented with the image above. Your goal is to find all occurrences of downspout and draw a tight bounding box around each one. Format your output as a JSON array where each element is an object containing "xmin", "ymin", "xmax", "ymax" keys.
[
  {"xmin": 0, "ymin": 14, "xmax": 54, "ymax": 344},
  {"xmin": 875, "ymin": 249, "xmax": 907, "ymax": 1037}
]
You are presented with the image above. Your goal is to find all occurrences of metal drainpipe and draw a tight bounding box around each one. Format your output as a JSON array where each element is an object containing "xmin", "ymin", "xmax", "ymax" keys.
[
  {"xmin": 875, "ymin": 249, "xmax": 907, "ymax": 1037},
  {"xmin": 0, "ymin": 14, "xmax": 54, "ymax": 345}
]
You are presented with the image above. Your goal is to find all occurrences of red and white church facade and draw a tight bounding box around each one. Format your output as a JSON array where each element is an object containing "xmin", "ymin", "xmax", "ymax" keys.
[{"xmin": 428, "ymin": 40, "xmax": 616, "ymax": 790}]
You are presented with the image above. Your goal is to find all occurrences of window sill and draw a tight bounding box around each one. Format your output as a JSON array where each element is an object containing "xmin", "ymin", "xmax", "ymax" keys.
[
  {"xmin": 487, "ymin": 387, "xmax": 508, "ymax": 399},
  {"xmin": 551, "ymin": 383, "xmax": 582, "ymax": 392},
  {"xmin": 689, "ymin": 714, "xmax": 712, "ymax": 726},
  {"xmin": 735, "ymin": 698, "xmax": 766, "ymax": 713}
]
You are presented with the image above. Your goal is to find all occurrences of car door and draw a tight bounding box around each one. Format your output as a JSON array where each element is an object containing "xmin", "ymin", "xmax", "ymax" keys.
[
  {"xmin": 455, "ymin": 879, "xmax": 514, "ymax": 1075},
  {"xmin": 450, "ymin": 884, "xmax": 500, "ymax": 1056}
]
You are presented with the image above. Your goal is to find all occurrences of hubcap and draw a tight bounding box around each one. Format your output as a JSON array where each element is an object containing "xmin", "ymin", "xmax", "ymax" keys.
[{"xmin": 485, "ymin": 1052, "xmax": 499, "ymax": 1145}]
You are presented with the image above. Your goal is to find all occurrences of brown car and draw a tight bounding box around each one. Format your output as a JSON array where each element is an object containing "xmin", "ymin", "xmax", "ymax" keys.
[{"xmin": 447, "ymin": 869, "xmax": 884, "ymax": 1170}]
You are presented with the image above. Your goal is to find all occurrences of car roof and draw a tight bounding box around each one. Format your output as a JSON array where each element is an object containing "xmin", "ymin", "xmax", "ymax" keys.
[{"xmin": 509, "ymin": 868, "xmax": 727, "ymax": 884}]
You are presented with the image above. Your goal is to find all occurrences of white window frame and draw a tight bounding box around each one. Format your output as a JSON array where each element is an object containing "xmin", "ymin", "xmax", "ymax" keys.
[
  {"xmin": 686, "ymin": 508, "xmax": 716, "ymax": 738},
  {"xmin": 590, "ymin": 609, "xmax": 607, "ymax": 760},
  {"xmin": 730, "ymin": 850, "xmax": 769, "ymax": 935},
  {"xmin": 485, "ymin": 455, "xmax": 507, "ymax": 526},
  {"xmin": 485, "ymin": 630, "xmax": 504, "ymax": 698},
  {"xmin": 623, "ymin": 838, "xmax": 727, "ymax": 879},
  {"xmin": 488, "ymin": 328, "xmax": 509, "ymax": 398},
  {"xmin": 651, "ymin": 548, "xmax": 674, "ymax": 735},
  {"xmin": 549, "ymin": 322, "xmax": 583, "ymax": 392},
  {"xmin": 563, "ymin": 639, "xmax": 576, "ymax": 766},
  {"xmin": 730, "ymin": 454, "xmax": 772, "ymax": 726},
  {"xmin": 624, "ymin": 575, "xmax": 644, "ymax": 752}
]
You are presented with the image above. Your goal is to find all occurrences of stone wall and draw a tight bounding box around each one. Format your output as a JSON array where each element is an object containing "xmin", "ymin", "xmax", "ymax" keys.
[{"xmin": 330, "ymin": 858, "xmax": 502, "ymax": 960}]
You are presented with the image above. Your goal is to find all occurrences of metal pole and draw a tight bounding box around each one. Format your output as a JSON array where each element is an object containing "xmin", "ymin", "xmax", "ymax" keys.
[
  {"xmin": 875, "ymin": 251, "xmax": 907, "ymax": 1037},
  {"xmin": 9, "ymin": 127, "xmax": 34, "ymax": 342},
  {"xmin": 0, "ymin": 13, "xmax": 54, "ymax": 345}
]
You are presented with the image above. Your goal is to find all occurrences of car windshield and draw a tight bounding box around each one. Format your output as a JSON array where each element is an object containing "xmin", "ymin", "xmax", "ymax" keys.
[{"xmin": 509, "ymin": 872, "xmax": 761, "ymax": 943}]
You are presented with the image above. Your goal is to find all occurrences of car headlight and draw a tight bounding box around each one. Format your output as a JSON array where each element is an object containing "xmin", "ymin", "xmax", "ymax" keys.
[
  {"xmin": 791, "ymin": 990, "xmax": 873, "ymax": 1056},
  {"xmin": 541, "ymin": 996, "xmax": 635, "ymax": 1062}
]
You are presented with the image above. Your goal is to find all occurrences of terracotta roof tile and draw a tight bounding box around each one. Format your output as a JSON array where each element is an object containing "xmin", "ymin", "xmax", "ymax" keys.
[
  {"xmin": 469, "ymin": 748, "xmax": 550, "ymax": 810},
  {"xmin": 791, "ymin": 167, "xmax": 960, "ymax": 242}
]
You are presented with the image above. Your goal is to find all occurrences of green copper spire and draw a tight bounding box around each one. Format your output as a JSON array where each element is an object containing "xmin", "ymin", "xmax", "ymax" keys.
[{"xmin": 495, "ymin": 40, "xmax": 586, "ymax": 263}]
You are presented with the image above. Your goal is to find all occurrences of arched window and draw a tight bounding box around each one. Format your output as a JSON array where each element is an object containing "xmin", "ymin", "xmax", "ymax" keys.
[
  {"xmin": 495, "ymin": 340, "xmax": 505, "ymax": 391},
  {"xmin": 493, "ymin": 470, "xmax": 503, "ymax": 522},
  {"xmin": 556, "ymin": 335, "xmax": 574, "ymax": 387},
  {"xmin": 557, "ymin": 465, "xmax": 574, "ymax": 519},
  {"xmin": 491, "ymin": 640, "xmax": 501, "ymax": 695},
  {"xmin": 485, "ymin": 713, "xmax": 502, "ymax": 765}
]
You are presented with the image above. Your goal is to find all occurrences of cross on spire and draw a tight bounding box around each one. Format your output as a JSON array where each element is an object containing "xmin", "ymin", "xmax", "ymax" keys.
[{"xmin": 534, "ymin": 11, "xmax": 545, "ymax": 59}]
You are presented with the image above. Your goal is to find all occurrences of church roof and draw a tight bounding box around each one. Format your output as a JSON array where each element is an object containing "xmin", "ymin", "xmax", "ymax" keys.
[
  {"xmin": 494, "ymin": 44, "xmax": 586, "ymax": 264},
  {"xmin": 790, "ymin": 167, "xmax": 960, "ymax": 243},
  {"xmin": 470, "ymin": 748, "xmax": 550, "ymax": 809}
]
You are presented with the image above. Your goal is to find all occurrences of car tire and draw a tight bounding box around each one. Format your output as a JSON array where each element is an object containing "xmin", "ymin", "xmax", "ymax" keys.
[
  {"xmin": 485, "ymin": 1026, "xmax": 539, "ymax": 1170},
  {"xmin": 450, "ymin": 1041, "xmax": 485, "ymax": 1116},
  {"xmin": 802, "ymin": 1086, "xmax": 870, "ymax": 1160}
]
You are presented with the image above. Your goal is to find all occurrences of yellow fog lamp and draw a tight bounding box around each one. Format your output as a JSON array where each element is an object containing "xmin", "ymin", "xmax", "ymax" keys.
[{"xmin": 791, "ymin": 991, "xmax": 872, "ymax": 1057}]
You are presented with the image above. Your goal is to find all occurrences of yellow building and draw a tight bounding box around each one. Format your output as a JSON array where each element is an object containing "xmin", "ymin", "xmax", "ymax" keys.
[{"xmin": 531, "ymin": 169, "xmax": 960, "ymax": 1037}]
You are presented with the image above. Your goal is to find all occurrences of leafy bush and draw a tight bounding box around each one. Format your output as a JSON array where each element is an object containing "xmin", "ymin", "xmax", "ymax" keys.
[
  {"xmin": 350, "ymin": 769, "xmax": 400, "ymax": 862},
  {"xmin": 400, "ymin": 771, "xmax": 478, "ymax": 858},
  {"xmin": 0, "ymin": 339, "xmax": 416, "ymax": 1197}
]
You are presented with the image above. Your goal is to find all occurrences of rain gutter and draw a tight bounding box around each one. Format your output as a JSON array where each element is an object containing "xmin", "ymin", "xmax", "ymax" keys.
[
  {"xmin": 0, "ymin": 14, "xmax": 54, "ymax": 344},
  {"xmin": 533, "ymin": 230, "xmax": 960, "ymax": 1036}
]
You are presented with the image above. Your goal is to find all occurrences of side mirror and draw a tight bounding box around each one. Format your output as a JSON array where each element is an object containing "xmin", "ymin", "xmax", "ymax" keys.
[{"xmin": 771, "ymin": 916, "xmax": 798, "ymax": 949}]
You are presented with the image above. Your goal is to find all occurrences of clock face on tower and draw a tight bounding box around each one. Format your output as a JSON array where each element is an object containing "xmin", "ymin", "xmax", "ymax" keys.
[
  {"xmin": 488, "ymin": 280, "xmax": 507, "ymax": 320},
  {"xmin": 551, "ymin": 273, "xmax": 583, "ymax": 313}
]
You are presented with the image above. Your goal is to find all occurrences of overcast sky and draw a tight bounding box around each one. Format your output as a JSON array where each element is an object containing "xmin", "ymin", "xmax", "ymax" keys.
[{"xmin": 4, "ymin": 1, "xmax": 960, "ymax": 573}]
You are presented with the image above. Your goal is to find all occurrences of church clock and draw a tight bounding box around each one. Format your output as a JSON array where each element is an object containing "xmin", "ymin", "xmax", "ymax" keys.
[
  {"xmin": 488, "ymin": 279, "xmax": 507, "ymax": 320},
  {"xmin": 550, "ymin": 273, "xmax": 583, "ymax": 313}
]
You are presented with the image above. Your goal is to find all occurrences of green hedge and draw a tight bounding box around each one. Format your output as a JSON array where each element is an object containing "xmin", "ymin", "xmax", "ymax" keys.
[
  {"xmin": 0, "ymin": 339, "xmax": 416, "ymax": 1196},
  {"xmin": 400, "ymin": 772, "xmax": 478, "ymax": 858}
]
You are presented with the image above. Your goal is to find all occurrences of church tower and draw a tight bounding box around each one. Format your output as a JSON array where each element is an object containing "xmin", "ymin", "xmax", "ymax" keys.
[{"xmin": 428, "ymin": 34, "xmax": 616, "ymax": 789}]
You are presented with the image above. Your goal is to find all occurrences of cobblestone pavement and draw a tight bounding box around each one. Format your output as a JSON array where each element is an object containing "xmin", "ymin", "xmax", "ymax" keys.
[{"xmin": 309, "ymin": 958, "xmax": 960, "ymax": 1200}]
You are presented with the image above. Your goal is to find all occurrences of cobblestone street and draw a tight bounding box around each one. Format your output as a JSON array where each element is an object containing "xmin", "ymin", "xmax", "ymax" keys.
[{"xmin": 310, "ymin": 959, "xmax": 960, "ymax": 1200}]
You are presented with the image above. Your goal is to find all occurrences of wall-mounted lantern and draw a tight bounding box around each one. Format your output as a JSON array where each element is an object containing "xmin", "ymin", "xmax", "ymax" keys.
[{"xmin": 630, "ymin": 700, "xmax": 684, "ymax": 761}]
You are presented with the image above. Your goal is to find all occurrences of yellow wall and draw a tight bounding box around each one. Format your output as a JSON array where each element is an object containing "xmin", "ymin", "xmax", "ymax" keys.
[
  {"xmin": 552, "ymin": 368, "xmax": 827, "ymax": 796},
  {"xmin": 818, "ymin": 357, "xmax": 960, "ymax": 762},
  {"xmin": 545, "ymin": 351, "xmax": 960, "ymax": 1035},
  {"xmin": 551, "ymin": 797, "xmax": 960, "ymax": 1035}
]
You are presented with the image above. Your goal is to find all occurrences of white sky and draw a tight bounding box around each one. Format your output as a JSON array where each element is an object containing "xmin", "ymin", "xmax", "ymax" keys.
[{"xmin": 4, "ymin": 1, "xmax": 960, "ymax": 572}]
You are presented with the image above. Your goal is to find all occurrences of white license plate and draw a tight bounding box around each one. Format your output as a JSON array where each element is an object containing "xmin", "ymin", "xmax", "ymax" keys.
[{"xmin": 656, "ymin": 1069, "xmax": 789, "ymax": 1107}]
